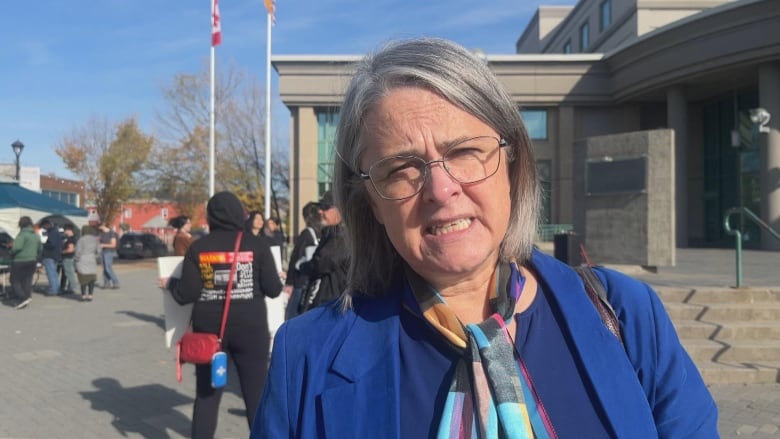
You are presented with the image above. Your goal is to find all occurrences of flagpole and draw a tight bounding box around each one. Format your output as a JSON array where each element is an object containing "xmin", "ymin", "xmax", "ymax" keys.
[
  {"xmin": 209, "ymin": 44, "xmax": 216, "ymax": 198},
  {"xmin": 209, "ymin": 0, "xmax": 220, "ymax": 198},
  {"xmin": 264, "ymin": 9, "xmax": 272, "ymax": 219}
]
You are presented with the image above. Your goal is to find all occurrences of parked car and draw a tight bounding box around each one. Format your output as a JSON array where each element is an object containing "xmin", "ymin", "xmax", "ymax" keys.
[{"xmin": 117, "ymin": 233, "xmax": 169, "ymax": 259}]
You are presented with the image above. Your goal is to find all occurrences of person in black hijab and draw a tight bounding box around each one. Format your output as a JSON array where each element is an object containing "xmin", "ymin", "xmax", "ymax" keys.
[{"xmin": 169, "ymin": 191, "xmax": 283, "ymax": 439}]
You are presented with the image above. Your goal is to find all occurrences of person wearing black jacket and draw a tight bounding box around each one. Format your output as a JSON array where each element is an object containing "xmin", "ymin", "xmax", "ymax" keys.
[
  {"xmin": 39, "ymin": 219, "xmax": 63, "ymax": 296},
  {"xmin": 283, "ymin": 202, "xmax": 322, "ymax": 320},
  {"xmin": 298, "ymin": 191, "xmax": 349, "ymax": 311},
  {"xmin": 169, "ymin": 191, "xmax": 283, "ymax": 439}
]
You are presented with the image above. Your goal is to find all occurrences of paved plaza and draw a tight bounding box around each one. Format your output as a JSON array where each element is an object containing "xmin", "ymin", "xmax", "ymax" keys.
[{"xmin": 0, "ymin": 249, "xmax": 778, "ymax": 438}]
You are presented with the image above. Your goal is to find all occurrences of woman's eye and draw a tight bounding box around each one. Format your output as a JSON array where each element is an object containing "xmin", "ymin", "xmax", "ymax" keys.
[{"xmin": 381, "ymin": 159, "xmax": 420, "ymax": 179}]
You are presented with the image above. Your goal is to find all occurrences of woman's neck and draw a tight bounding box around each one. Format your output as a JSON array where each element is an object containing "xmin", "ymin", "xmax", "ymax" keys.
[{"xmin": 437, "ymin": 265, "xmax": 538, "ymax": 325}]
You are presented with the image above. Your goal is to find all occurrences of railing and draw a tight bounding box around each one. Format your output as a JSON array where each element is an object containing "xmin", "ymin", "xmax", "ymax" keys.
[
  {"xmin": 537, "ymin": 224, "xmax": 573, "ymax": 242},
  {"xmin": 723, "ymin": 207, "xmax": 780, "ymax": 287}
]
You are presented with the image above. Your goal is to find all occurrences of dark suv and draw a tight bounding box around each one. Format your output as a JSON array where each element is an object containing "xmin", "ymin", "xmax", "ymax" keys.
[{"xmin": 117, "ymin": 233, "xmax": 169, "ymax": 259}]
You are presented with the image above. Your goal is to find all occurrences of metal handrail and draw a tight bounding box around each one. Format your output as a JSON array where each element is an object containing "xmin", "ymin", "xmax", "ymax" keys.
[{"xmin": 723, "ymin": 207, "xmax": 780, "ymax": 287}]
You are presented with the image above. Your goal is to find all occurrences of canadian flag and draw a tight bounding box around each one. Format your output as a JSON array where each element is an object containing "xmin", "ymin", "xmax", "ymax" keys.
[{"xmin": 212, "ymin": 0, "xmax": 222, "ymax": 46}]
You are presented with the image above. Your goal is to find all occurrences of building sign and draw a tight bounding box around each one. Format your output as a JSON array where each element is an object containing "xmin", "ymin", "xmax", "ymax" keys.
[{"xmin": 586, "ymin": 155, "xmax": 647, "ymax": 196}]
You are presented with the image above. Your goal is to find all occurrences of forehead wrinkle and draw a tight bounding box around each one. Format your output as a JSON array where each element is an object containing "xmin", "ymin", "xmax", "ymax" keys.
[{"xmin": 363, "ymin": 96, "xmax": 455, "ymax": 159}]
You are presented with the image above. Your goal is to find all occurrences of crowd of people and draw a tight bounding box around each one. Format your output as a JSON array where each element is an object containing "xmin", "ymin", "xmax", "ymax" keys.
[{"xmin": 2, "ymin": 219, "xmax": 124, "ymax": 308}]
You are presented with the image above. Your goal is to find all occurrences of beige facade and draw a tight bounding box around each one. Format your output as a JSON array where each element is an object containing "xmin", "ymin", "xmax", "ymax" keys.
[{"xmin": 274, "ymin": 0, "xmax": 780, "ymax": 249}]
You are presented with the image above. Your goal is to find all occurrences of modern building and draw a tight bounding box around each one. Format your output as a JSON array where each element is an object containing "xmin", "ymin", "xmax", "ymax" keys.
[{"xmin": 273, "ymin": 0, "xmax": 780, "ymax": 250}]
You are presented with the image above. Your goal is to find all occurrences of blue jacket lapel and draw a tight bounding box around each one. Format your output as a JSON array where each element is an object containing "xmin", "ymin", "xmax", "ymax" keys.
[{"xmin": 321, "ymin": 296, "xmax": 401, "ymax": 439}]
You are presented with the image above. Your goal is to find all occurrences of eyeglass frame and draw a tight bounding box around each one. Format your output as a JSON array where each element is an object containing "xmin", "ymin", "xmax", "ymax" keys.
[{"xmin": 356, "ymin": 136, "xmax": 508, "ymax": 201}]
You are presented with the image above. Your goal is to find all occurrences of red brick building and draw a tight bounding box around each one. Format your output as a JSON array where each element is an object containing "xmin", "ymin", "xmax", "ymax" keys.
[{"xmin": 85, "ymin": 200, "xmax": 207, "ymax": 247}]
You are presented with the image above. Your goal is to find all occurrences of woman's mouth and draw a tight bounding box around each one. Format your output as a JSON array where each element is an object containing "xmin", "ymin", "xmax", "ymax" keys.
[{"xmin": 427, "ymin": 218, "xmax": 472, "ymax": 236}]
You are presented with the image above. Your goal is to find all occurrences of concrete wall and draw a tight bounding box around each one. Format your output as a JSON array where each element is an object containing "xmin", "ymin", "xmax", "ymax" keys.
[{"xmin": 573, "ymin": 129, "xmax": 675, "ymax": 266}]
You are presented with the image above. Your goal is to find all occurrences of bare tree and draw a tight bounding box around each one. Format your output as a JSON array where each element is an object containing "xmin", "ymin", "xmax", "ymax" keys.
[
  {"xmin": 56, "ymin": 117, "xmax": 154, "ymax": 224},
  {"xmin": 147, "ymin": 61, "xmax": 288, "ymax": 214}
]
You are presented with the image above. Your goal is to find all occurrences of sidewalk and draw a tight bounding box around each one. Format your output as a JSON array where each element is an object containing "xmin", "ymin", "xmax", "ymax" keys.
[{"xmin": 0, "ymin": 254, "xmax": 778, "ymax": 438}]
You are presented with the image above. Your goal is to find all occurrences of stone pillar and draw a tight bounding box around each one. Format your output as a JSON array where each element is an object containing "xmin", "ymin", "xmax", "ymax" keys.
[
  {"xmin": 557, "ymin": 106, "xmax": 576, "ymax": 226},
  {"xmin": 291, "ymin": 107, "xmax": 319, "ymax": 236},
  {"xmin": 759, "ymin": 63, "xmax": 780, "ymax": 250},
  {"xmin": 667, "ymin": 86, "xmax": 688, "ymax": 247}
]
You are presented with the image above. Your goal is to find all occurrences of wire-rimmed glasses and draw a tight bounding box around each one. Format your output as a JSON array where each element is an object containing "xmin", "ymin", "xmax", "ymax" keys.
[{"xmin": 359, "ymin": 136, "xmax": 507, "ymax": 200}]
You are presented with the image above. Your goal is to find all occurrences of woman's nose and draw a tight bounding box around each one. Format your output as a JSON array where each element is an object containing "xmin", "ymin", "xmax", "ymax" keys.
[{"xmin": 422, "ymin": 162, "xmax": 461, "ymax": 203}]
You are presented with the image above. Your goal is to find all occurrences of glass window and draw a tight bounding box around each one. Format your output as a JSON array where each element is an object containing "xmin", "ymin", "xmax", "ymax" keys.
[
  {"xmin": 520, "ymin": 109, "xmax": 548, "ymax": 140},
  {"xmin": 600, "ymin": 0, "xmax": 612, "ymax": 31},
  {"xmin": 42, "ymin": 190, "xmax": 78, "ymax": 207},
  {"xmin": 316, "ymin": 108, "xmax": 340, "ymax": 196},
  {"xmin": 161, "ymin": 208, "xmax": 168, "ymax": 219},
  {"xmin": 580, "ymin": 21, "xmax": 590, "ymax": 52},
  {"xmin": 124, "ymin": 208, "xmax": 132, "ymax": 219},
  {"xmin": 563, "ymin": 40, "xmax": 572, "ymax": 54}
]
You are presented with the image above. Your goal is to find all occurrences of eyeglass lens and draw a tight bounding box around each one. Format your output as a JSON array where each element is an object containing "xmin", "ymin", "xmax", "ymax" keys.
[{"xmin": 368, "ymin": 136, "xmax": 502, "ymax": 200}]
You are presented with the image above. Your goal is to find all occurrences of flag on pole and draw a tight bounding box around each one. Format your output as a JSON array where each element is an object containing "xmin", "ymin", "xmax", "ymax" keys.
[
  {"xmin": 212, "ymin": 0, "xmax": 222, "ymax": 46},
  {"xmin": 264, "ymin": 0, "xmax": 276, "ymax": 25}
]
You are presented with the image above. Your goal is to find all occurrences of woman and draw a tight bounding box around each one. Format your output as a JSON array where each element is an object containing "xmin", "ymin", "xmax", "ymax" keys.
[
  {"xmin": 244, "ymin": 211, "xmax": 265, "ymax": 238},
  {"xmin": 283, "ymin": 201, "xmax": 322, "ymax": 320},
  {"xmin": 8, "ymin": 216, "xmax": 42, "ymax": 310},
  {"xmin": 251, "ymin": 38, "xmax": 717, "ymax": 438},
  {"xmin": 74, "ymin": 225, "xmax": 101, "ymax": 301},
  {"xmin": 169, "ymin": 191, "xmax": 283, "ymax": 439},
  {"xmin": 169, "ymin": 215, "xmax": 194, "ymax": 257}
]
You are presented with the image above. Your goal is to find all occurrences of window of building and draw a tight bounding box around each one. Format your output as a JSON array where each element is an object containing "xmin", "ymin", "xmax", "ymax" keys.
[
  {"xmin": 161, "ymin": 208, "xmax": 168, "ymax": 219},
  {"xmin": 580, "ymin": 21, "xmax": 590, "ymax": 52},
  {"xmin": 600, "ymin": 0, "xmax": 612, "ymax": 31},
  {"xmin": 520, "ymin": 109, "xmax": 548, "ymax": 140},
  {"xmin": 563, "ymin": 40, "xmax": 572, "ymax": 54},
  {"xmin": 124, "ymin": 208, "xmax": 132, "ymax": 219},
  {"xmin": 42, "ymin": 190, "xmax": 78, "ymax": 207},
  {"xmin": 316, "ymin": 108, "xmax": 340, "ymax": 196}
]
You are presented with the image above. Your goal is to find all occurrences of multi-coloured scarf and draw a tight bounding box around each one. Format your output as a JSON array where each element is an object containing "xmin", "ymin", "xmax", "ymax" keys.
[{"xmin": 405, "ymin": 262, "xmax": 556, "ymax": 439}]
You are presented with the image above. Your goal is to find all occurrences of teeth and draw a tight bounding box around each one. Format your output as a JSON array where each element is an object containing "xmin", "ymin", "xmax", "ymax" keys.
[{"xmin": 429, "ymin": 218, "xmax": 471, "ymax": 235}]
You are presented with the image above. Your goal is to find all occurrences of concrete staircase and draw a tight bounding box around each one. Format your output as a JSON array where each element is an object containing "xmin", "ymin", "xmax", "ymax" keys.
[{"xmin": 657, "ymin": 287, "xmax": 780, "ymax": 385}]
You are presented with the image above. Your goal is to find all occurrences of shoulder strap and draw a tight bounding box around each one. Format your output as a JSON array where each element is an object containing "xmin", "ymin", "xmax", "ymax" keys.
[
  {"xmin": 217, "ymin": 231, "xmax": 243, "ymax": 343},
  {"xmin": 574, "ymin": 264, "xmax": 623, "ymax": 344}
]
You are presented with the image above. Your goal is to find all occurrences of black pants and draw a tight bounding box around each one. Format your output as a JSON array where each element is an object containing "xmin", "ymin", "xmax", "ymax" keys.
[
  {"xmin": 10, "ymin": 261, "xmax": 36, "ymax": 301},
  {"xmin": 191, "ymin": 324, "xmax": 270, "ymax": 439}
]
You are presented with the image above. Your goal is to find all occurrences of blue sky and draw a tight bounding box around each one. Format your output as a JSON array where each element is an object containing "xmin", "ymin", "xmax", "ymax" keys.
[{"xmin": 1, "ymin": 0, "xmax": 574, "ymax": 179}]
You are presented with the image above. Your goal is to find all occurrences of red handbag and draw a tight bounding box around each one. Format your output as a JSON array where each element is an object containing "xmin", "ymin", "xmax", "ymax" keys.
[{"xmin": 176, "ymin": 231, "xmax": 243, "ymax": 382}]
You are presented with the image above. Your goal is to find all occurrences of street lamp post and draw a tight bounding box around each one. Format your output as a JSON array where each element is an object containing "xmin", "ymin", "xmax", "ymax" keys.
[{"xmin": 11, "ymin": 140, "xmax": 24, "ymax": 183}]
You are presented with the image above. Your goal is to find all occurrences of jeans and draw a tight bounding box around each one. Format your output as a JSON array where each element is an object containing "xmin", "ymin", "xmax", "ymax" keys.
[
  {"xmin": 42, "ymin": 258, "xmax": 60, "ymax": 295},
  {"xmin": 62, "ymin": 258, "xmax": 79, "ymax": 292},
  {"xmin": 102, "ymin": 251, "xmax": 119, "ymax": 287}
]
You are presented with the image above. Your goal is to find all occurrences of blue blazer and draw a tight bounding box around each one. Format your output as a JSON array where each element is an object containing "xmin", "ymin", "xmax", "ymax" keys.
[{"xmin": 251, "ymin": 250, "xmax": 718, "ymax": 438}]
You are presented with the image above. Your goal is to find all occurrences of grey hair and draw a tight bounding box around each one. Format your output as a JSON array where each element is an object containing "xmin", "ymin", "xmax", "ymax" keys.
[{"xmin": 334, "ymin": 37, "xmax": 540, "ymax": 299}]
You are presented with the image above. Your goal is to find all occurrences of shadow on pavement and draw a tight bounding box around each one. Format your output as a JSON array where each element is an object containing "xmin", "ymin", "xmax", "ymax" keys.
[
  {"xmin": 80, "ymin": 377, "xmax": 192, "ymax": 438},
  {"xmin": 117, "ymin": 310, "xmax": 166, "ymax": 330}
]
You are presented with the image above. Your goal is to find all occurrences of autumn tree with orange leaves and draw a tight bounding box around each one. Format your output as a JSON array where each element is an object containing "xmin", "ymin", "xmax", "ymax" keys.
[{"xmin": 55, "ymin": 117, "xmax": 154, "ymax": 225}]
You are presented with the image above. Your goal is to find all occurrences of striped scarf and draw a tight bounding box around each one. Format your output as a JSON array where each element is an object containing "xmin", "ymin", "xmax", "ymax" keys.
[{"xmin": 405, "ymin": 262, "xmax": 555, "ymax": 439}]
